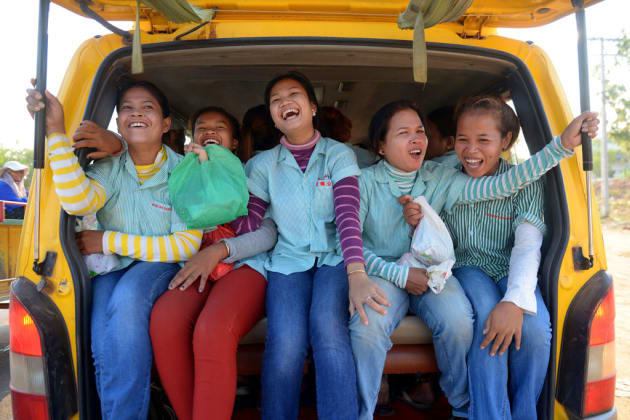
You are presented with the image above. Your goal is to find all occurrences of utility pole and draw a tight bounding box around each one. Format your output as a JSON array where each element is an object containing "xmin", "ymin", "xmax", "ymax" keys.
[
  {"xmin": 588, "ymin": 37, "xmax": 620, "ymax": 218},
  {"xmin": 599, "ymin": 37, "xmax": 609, "ymax": 218}
]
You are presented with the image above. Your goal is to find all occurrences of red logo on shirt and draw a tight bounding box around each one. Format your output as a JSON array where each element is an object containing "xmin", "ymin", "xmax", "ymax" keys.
[
  {"xmin": 316, "ymin": 175, "xmax": 332, "ymax": 187},
  {"xmin": 485, "ymin": 213, "xmax": 512, "ymax": 220},
  {"xmin": 152, "ymin": 203, "xmax": 172, "ymax": 211}
]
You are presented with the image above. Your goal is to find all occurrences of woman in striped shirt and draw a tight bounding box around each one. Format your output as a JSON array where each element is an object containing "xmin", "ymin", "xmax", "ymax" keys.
[
  {"xmin": 439, "ymin": 95, "xmax": 565, "ymax": 419},
  {"xmin": 26, "ymin": 80, "xmax": 202, "ymax": 420},
  {"xmin": 350, "ymin": 100, "xmax": 598, "ymax": 420}
]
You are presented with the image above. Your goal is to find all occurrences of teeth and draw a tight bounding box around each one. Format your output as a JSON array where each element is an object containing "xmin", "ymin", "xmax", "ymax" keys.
[
  {"xmin": 130, "ymin": 122, "xmax": 147, "ymax": 128},
  {"xmin": 282, "ymin": 108, "xmax": 299, "ymax": 120},
  {"xmin": 465, "ymin": 159, "xmax": 482, "ymax": 164},
  {"xmin": 203, "ymin": 138, "xmax": 220, "ymax": 145}
]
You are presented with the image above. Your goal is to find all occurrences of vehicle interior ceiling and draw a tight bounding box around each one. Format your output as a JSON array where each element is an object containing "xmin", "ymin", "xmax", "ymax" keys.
[
  {"xmin": 91, "ymin": 43, "xmax": 563, "ymax": 294},
  {"xmin": 98, "ymin": 44, "xmax": 519, "ymax": 144}
]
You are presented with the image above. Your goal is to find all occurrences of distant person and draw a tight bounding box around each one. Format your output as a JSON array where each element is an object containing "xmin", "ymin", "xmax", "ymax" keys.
[
  {"xmin": 319, "ymin": 106, "xmax": 376, "ymax": 168},
  {"xmin": 426, "ymin": 106, "xmax": 457, "ymax": 164},
  {"xmin": 240, "ymin": 104, "xmax": 279, "ymax": 162},
  {"xmin": 319, "ymin": 106, "xmax": 352, "ymax": 142},
  {"xmin": 0, "ymin": 160, "xmax": 29, "ymax": 219},
  {"xmin": 163, "ymin": 128, "xmax": 186, "ymax": 155}
]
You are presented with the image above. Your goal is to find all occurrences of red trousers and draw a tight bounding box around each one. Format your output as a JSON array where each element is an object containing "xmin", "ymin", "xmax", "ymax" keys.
[{"xmin": 150, "ymin": 265, "xmax": 266, "ymax": 420}]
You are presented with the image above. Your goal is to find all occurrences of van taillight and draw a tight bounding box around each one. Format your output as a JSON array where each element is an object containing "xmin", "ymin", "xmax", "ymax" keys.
[
  {"xmin": 9, "ymin": 292, "xmax": 49, "ymax": 420},
  {"xmin": 584, "ymin": 285, "xmax": 616, "ymax": 416}
]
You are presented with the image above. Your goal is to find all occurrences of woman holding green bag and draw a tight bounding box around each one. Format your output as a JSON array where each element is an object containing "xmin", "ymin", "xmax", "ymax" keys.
[{"xmin": 150, "ymin": 106, "xmax": 275, "ymax": 420}]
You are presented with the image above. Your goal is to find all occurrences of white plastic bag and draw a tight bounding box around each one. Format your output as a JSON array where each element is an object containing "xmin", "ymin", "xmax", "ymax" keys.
[
  {"xmin": 78, "ymin": 215, "xmax": 119, "ymax": 276},
  {"xmin": 396, "ymin": 196, "xmax": 455, "ymax": 294}
]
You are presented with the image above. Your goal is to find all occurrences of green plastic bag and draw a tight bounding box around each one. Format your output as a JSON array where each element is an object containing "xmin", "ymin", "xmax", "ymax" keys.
[{"xmin": 169, "ymin": 145, "xmax": 248, "ymax": 229}]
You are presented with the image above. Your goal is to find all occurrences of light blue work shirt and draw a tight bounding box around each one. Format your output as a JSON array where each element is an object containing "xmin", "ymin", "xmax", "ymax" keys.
[
  {"xmin": 359, "ymin": 159, "xmax": 467, "ymax": 265},
  {"xmin": 87, "ymin": 144, "xmax": 187, "ymax": 271},
  {"xmin": 246, "ymin": 136, "xmax": 361, "ymax": 275}
]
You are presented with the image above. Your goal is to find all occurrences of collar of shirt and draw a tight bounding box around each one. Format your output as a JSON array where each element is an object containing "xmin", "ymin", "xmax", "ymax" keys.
[
  {"xmin": 373, "ymin": 159, "xmax": 435, "ymax": 199},
  {"xmin": 119, "ymin": 144, "xmax": 181, "ymax": 189},
  {"xmin": 277, "ymin": 133, "xmax": 327, "ymax": 172}
]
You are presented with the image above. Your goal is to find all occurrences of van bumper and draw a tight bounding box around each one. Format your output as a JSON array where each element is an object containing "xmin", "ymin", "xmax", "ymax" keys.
[{"xmin": 573, "ymin": 407, "xmax": 617, "ymax": 420}]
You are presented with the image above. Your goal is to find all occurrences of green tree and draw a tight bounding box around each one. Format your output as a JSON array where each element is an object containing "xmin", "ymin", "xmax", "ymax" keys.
[
  {"xmin": 605, "ymin": 33, "xmax": 630, "ymax": 152},
  {"xmin": 0, "ymin": 144, "xmax": 34, "ymax": 188}
]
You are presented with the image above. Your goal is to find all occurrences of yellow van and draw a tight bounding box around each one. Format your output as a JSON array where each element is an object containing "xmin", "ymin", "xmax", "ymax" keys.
[{"xmin": 8, "ymin": 1, "xmax": 615, "ymax": 419}]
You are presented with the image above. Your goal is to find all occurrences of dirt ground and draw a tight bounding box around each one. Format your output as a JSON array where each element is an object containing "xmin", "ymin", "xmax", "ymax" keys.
[
  {"xmin": 606, "ymin": 225, "xmax": 630, "ymax": 418},
  {"xmin": 0, "ymin": 225, "xmax": 628, "ymax": 419}
]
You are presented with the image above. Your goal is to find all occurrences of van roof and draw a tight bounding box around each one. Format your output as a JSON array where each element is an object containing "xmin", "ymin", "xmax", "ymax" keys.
[{"xmin": 53, "ymin": 0, "xmax": 603, "ymax": 28}]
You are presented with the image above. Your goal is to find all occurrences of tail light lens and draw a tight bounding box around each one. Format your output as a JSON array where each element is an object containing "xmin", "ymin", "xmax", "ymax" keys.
[
  {"xmin": 584, "ymin": 285, "xmax": 616, "ymax": 416},
  {"xmin": 9, "ymin": 292, "xmax": 49, "ymax": 420}
]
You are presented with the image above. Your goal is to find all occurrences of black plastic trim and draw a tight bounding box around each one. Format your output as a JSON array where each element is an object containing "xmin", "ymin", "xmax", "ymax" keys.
[
  {"xmin": 11, "ymin": 277, "xmax": 78, "ymax": 420},
  {"xmin": 556, "ymin": 270, "xmax": 613, "ymax": 418}
]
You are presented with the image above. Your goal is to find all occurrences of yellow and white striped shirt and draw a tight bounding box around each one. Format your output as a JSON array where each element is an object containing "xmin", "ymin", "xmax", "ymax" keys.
[{"xmin": 48, "ymin": 133, "xmax": 202, "ymax": 268}]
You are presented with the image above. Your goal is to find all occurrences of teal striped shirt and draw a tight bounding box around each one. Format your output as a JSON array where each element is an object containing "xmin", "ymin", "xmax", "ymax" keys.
[
  {"xmin": 442, "ymin": 159, "xmax": 547, "ymax": 281},
  {"xmin": 383, "ymin": 160, "xmax": 417, "ymax": 195},
  {"xmin": 361, "ymin": 136, "xmax": 571, "ymax": 288}
]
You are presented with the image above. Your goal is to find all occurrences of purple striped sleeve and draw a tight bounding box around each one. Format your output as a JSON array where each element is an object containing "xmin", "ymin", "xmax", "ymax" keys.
[
  {"xmin": 230, "ymin": 193, "xmax": 269, "ymax": 235},
  {"xmin": 333, "ymin": 176, "xmax": 365, "ymax": 266}
]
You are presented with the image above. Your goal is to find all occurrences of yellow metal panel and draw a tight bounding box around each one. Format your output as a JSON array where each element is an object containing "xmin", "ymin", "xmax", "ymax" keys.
[
  {"xmin": 52, "ymin": 0, "xmax": 603, "ymax": 27},
  {"xmin": 0, "ymin": 222, "xmax": 22, "ymax": 280}
]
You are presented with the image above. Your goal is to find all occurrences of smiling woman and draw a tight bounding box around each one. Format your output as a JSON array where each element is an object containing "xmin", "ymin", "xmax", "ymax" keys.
[{"xmin": 24, "ymin": 79, "xmax": 203, "ymax": 420}]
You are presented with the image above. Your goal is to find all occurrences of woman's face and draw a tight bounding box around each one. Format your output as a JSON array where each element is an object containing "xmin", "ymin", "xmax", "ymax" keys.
[
  {"xmin": 268, "ymin": 78, "xmax": 316, "ymax": 138},
  {"xmin": 194, "ymin": 111, "xmax": 238, "ymax": 151},
  {"xmin": 455, "ymin": 110, "xmax": 511, "ymax": 178},
  {"xmin": 379, "ymin": 108, "xmax": 428, "ymax": 172},
  {"xmin": 9, "ymin": 169, "xmax": 25, "ymax": 183},
  {"xmin": 116, "ymin": 87, "xmax": 171, "ymax": 147}
]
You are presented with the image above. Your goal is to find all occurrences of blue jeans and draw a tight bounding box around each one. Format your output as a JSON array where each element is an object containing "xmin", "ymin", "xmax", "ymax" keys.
[
  {"xmin": 349, "ymin": 275, "xmax": 474, "ymax": 420},
  {"xmin": 91, "ymin": 261, "xmax": 179, "ymax": 420},
  {"xmin": 453, "ymin": 266, "xmax": 552, "ymax": 420},
  {"xmin": 262, "ymin": 263, "xmax": 358, "ymax": 420}
]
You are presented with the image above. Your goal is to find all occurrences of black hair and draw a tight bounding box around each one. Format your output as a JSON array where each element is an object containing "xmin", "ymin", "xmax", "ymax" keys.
[
  {"xmin": 264, "ymin": 71, "xmax": 319, "ymax": 127},
  {"xmin": 190, "ymin": 106, "xmax": 241, "ymax": 141},
  {"xmin": 367, "ymin": 100, "xmax": 427, "ymax": 157},
  {"xmin": 116, "ymin": 80, "xmax": 170, "ymax": 118},
  {"xmin": 454, "ymin": 95, "xmax": 521, "ymax": 149},
  {"xmin": 242, "ymin": 104, "xmax": 271, "ymax": 132},
  {"xmin": 427, "ymin": 106, "xmax": 456, "ymax": 138}
]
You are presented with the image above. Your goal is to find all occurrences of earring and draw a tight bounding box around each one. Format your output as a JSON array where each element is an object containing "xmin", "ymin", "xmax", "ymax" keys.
[{"xmin": 312, "ymin": 110, "xmax": 316, "ymax": 116}]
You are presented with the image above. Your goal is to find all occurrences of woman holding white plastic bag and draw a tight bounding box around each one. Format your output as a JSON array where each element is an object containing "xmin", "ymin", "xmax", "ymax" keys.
[{"xmin": 348, "ymin": 99, "xmax": 598, "ymax": 420}]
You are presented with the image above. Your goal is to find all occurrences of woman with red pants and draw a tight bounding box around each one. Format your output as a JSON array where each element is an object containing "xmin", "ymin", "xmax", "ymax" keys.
[{"xmin": 150, "ymin": 106, "xmax": 275, "ymax": 420}]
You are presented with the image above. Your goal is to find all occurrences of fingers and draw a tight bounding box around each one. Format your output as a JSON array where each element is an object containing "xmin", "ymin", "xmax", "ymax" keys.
[
  {"xmin": 349, "ymin": 301, "xmax": 356, "ymax": 317},
  {"xmin": 169, "ymin": 267, "xmax": 191, "ymax": 289},
  {"xmin": 490, "ymin": 332, "xmax": 507, "ymax": 356},
  {"xmin": 356, "ymin": 300, "xmax": 369, "ymax": 325},
  {"xmin": 367, "ymin": 296, "xmax": 388, "ymax": 315},
  {"xmin": 397, "ymin": 194, "xmax": 413, "ymax": 205},
  {"xmin": 178, "ymin": 271, "xmax": 201, "ymax": 291},
  {"xmin": 497, "ymin": 332, "xmax": 513, "ymax": 355},
  {"xmin": 198, "ymin": 275, "xmax": 208, "ymax": 293},
  {"xmin": 581, "ymin": 117, "xmax": 600, "ymax": 138},
  {"xmin": 374, "ymin": 286, "xmax": 390, "ymax": 306},
  {"xmin": 514, "ymin": 329, "xmax": 522, "ymax": 351},
  {"xmin": 480, "ymin": 328, "xmax": 497, "ymax": 351}
]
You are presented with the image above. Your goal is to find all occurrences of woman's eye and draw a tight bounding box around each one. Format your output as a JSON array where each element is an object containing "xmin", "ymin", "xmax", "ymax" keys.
[{"xmin": 398, "ymin": 130, "xmax": 408, "ymax": 136}]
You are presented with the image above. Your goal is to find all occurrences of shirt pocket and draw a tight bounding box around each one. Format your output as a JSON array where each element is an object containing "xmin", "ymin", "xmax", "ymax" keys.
[{"xmin": 313, "ymin": 181, "xmax": 335, "ymax": 222}]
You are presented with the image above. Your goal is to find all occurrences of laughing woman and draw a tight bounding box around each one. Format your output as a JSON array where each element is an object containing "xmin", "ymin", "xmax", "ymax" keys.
[
  {"xmin": 26, "ymin": 80, "xmax": 202, "ymax": 420},
  {"xmin": 230, "ymin": 71, "xmax": 366, "ymax": 420}
]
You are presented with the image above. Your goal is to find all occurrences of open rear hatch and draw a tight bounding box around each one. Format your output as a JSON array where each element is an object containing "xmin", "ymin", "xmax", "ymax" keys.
[{"xmin": 54, "ymin": 0, "xmax": 603, "ymax": 27}]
